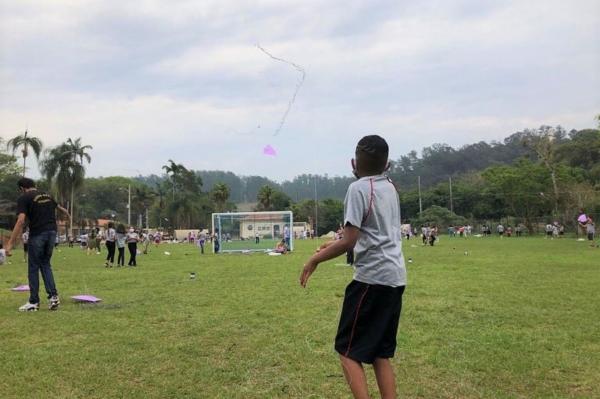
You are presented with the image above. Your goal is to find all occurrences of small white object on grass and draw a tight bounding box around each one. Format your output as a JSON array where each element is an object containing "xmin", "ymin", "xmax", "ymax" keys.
[
  {"xmin": 268, "ymin": 252, "xmax": 282, "ymax": 256},
  {"xmin": 464, "ymin": 251, "xmax": 469, "ymax": 255},
  {"xmin": 164, "ymin": 251, "xmax": 171, "ymax": 255}
]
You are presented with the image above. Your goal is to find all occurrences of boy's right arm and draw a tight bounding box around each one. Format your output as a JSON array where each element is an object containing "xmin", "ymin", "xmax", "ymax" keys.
[{"xmin": 300, "ymin": 225, "xmax": 359, "ymax": 287}]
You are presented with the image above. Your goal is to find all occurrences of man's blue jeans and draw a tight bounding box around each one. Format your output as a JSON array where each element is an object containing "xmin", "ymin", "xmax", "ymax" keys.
[{"xmin": 28, "ymin": 230, "xmax": 58, "ymax": 304}]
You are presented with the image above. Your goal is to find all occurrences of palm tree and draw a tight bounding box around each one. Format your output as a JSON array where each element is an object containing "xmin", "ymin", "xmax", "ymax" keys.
[
  {"xmin": 6, "ymin": 130, "xmax": 43, "ymax": 176},
  {"xmin": 40, "ymin": 138, "xmax": 92, "ymax": 235},
  {"xmin": 63, "ymin": 138, "xmax": 92, "ymax": 234},
  {"xmin": 154, "ymin": 182, "xmax": 167, "ymax": 228},
  {"xmin": 40, "ymin": 143, "xmax": 73, "ymax": 202},
  {"xmin": 211, "ymin": 183, "xmax": 230, "ymax": 212},
  {"xmin": 257, "ymin": 185, "xmax": 274, "ymax": 211},
  {"xmin": 133, "ymin": 185, "xmax": 156, "ymax": 229},
  {"xmin": 168, "ymin": 194, "xmax": 201, "ymax": 228},
  {"xmin": 162, "ymin": 159, "xmax": 182, "ymax": 200}
]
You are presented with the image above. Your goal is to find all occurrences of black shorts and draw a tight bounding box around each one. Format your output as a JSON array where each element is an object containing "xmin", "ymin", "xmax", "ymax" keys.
[
  {"xmin": 335, "ymin": 280, "xmax": 405, "ymax": 364},
  {"xmin": 23, "ymin": 243, "xmax": 28, "ymax": 252}
]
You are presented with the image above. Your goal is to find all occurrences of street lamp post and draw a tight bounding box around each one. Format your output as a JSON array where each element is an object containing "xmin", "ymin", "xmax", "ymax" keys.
[
  {"xmin": 128, "ymin": 184, "xmax": 131, "ymax": 226},
  {"xmin": 119, "ymin": 185, "xmax": 132, "ymax": 226}
]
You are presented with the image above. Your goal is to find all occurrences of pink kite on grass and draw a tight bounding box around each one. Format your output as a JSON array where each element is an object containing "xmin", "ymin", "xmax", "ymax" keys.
[
  {"xmin": 263, "ymin": 145, "xmax": 277, "ymax": 156},
  {"xmin": 71, "ymin": 295, "xmax": 102, "ymax": 303},
  {"xmin": 11, "ymin": 285, "xmax": 30, "ymax": 292}
]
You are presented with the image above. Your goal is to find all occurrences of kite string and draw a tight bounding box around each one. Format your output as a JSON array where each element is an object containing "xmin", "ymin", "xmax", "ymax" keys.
[{"xmin": 256, "ymin": 44, "xmax": 306, "ymax": 136}]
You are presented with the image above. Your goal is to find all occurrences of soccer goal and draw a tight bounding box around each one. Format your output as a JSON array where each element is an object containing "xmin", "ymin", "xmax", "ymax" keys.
[{"xmin": 212, "ymin": 211, "xmax": 294, "ymax": 253}]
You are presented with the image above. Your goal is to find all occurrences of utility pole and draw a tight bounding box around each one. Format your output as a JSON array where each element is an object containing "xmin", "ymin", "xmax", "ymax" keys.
[
  {"xmin": 449, "ymin": 176, "xmax": 454, "ymax": 213},
  {"xmin": 417, "ymin": 176, "xmax": 423, "ymax": 214},
  {"xmin": 314, "ymin": 174, "xmax": 318, "ymax": 238},
  {"xmin": 127, "ymin": 184, "xmax": 131, "ymax": 226}
]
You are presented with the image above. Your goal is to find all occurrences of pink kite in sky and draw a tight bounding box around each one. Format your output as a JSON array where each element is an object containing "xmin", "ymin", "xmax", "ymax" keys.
[
  {"xmin": 11, "ymin": 285, "xmax": 29, "ymax": 292},
  {"xmin": 263, "ymin": 145, "xmax": 277, "ymax": 156},
  {"xmin": 71, "ymin": 295, "xmax": 102, "ymax": 303}
]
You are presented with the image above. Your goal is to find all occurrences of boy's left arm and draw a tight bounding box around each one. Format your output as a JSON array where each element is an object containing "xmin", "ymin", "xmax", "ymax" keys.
[{"xmin": 300, "ymin": 225, "xmax": 359, "ymax": 287}]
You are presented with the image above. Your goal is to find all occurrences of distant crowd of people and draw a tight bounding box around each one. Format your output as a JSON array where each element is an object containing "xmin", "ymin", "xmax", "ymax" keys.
[
  {"xmin": 71, "ymin": 223, "xmax": 145, "ymax": 267},
  {"xmin": 61, "ymin": 225, "xmax": 175, "ymax": 267},
  {"xmin": 397, "ymin": 215, "xmax": 597, "ymax": 245}
]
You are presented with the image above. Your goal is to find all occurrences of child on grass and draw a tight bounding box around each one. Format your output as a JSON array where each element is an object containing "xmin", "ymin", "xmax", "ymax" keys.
[{"xmin": 300, "ymin": 135, "xmax": 407, "ymax": 399}]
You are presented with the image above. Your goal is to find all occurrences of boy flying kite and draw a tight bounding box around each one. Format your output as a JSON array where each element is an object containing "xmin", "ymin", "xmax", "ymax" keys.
[{"xmin": 300, "ymin": 135, "xmax": 407, "ymax": 399}]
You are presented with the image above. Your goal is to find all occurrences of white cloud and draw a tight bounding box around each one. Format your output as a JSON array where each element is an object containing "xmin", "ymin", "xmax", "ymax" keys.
[{"xmin": 1, "ymin": 0, "xmax": 598, "ymax": 181}]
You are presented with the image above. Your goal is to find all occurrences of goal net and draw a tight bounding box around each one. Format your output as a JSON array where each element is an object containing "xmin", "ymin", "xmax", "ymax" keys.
[{"xmin": 212, "ymin": 211, "xmax": 294, "ymax": 253}]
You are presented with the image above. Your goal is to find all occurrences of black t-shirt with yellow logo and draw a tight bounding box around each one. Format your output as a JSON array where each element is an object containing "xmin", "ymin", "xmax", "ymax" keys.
[{"xmin": 16, "ymin": 190, "xmax": 58, "ymax": 236}]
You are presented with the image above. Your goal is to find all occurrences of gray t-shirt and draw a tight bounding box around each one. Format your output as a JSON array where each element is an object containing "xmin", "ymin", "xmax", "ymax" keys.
[{"xmin": 344, "ymin": 175, "xmax": 406, "ymax": 287}]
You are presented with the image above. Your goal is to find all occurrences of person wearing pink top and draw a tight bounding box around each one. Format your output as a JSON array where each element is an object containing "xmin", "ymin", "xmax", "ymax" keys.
[{"xmin": 577, "ymin": 209, "xmax": 588, "ymax": 237}]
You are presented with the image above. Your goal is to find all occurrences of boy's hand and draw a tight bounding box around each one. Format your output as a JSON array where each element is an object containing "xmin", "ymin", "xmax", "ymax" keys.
[
  {"xmin": 4, "ymin": 241, "xmax": 13, "ymax": 256},
  {"xmin": 316, "ymin": 240, "xmax": 335, "ymax": 253},
  {"xmin": 300, "ymin": 259, "xmax": 318, "ymax": 288}
]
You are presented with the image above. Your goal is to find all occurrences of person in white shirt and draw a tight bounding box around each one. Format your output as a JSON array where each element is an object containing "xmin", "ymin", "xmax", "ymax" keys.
[
  {"xmin": 80, "ymin": 232, "xmax": 89, "ymax": 250},
  {"xmin": 0, "ymin": 242, "xmax": 6, "ymax": 265},
  {"xmin": 126, "ymin": 227, "xmax": 139, "ymax": 266},
  {"xmin": 104, "ymin": 222, "xmax": 117, "ymax": 267}
]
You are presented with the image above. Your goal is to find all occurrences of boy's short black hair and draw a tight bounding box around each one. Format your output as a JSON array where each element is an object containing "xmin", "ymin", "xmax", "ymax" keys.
[
  {"xmin": 356, "ymin": 135, "xmax": 389, "ymax": 174},
  {"xmin": 17, "ymin": 177, "xmax": 36, "ymax": 189}
]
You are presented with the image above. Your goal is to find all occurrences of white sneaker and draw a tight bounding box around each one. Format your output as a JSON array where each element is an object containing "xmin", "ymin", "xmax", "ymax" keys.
[
  {"xmin": 19, "ymin": 302, "xmax": 39, "ymax": 312},
  {"xmin": 49, "ymin": 295, "xmax": 60, "ymax": 311}
]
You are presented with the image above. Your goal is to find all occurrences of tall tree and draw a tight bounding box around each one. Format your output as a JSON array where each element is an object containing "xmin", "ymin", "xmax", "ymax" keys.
[
  {"xmin": 40, "ymin": 138, "xmax": 92, "ymax": 235},
  {"xmin": 6, "ymin": 130, "xmax": 43, "ymax": 176},
  {"xmin": 482, "ymin": 160, "xmax": 553, "ymax": 233},
  {"xmin": 256, "ymin": 185, "xmax": 275, "ymax": 211},
  {"xmin": 133, "ymin": 185, "xmax": 156, "ymax": 229},
  {"xmin": 211, "ymin": 183, "xmax": 230, "ymax": 212},
  {"xmin": 0, "ymin": 138, "xmax": 21, "ymax": 219},
  {"xmin": 154, "ymin": 182, "xmax": 167, "ymax": 228},
  {"xmin": 522, "ymin": 126, "xmax": 566, "ymax": 216},
  {"xmin": 162, "ymin": 159, "xmax": 182, "ymax": 199}
]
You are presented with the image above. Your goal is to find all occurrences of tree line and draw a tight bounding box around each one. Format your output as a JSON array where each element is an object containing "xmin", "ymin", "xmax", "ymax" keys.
[{"xmin": 1, "ymin": 118, "xmax": 599, "ymax": 236}]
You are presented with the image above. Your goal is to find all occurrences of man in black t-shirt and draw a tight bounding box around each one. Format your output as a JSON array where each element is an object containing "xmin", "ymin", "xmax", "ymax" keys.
[{"xmin": 6, "ymin": 178, "xmax": 70, "ymax": 311}]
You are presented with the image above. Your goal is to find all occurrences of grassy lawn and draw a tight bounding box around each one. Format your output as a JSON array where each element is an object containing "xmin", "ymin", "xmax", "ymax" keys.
[
  {"xmin": 219, "ymin": 238, "xmax": 283, "ymax": 252},
  {"xmin": 0, "ymin": 236, "xmax": 598, "ymax": 398}
]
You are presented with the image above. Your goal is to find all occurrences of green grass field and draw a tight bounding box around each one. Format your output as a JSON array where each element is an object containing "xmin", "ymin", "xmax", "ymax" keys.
[
  {"xmin": 1, "ymin": 236, "xmax": 598, "ymax": 398},
  {"xmin": 219, "ymin": 238, "xmax": 282, "ymax": 252}
]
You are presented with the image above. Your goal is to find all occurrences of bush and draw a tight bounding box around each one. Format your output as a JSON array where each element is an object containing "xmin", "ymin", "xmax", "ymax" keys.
[{"xmin": 411, "ymin": 205, "xmax": 467, "ymax": 228}]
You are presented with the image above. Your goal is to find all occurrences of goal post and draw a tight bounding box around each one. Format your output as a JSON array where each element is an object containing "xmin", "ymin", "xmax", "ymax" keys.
[{"xmin": 211, "ymin": 211, "xmax": 294, "ymax": 253}]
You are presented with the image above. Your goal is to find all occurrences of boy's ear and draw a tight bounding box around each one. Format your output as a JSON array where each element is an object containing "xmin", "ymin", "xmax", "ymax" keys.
[
  {"xmin": 351, "ymin": 158, "xmax": 359, "ymax": 178},
  {"xmin": 385, "ymin": 161, "xmax": 391, "ymax": 172}
]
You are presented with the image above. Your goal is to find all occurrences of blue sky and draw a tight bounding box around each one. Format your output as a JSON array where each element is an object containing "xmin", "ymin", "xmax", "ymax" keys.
[{"xmin": 1, "ymin": 0, "xmax": 599, "ymax": 181}]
